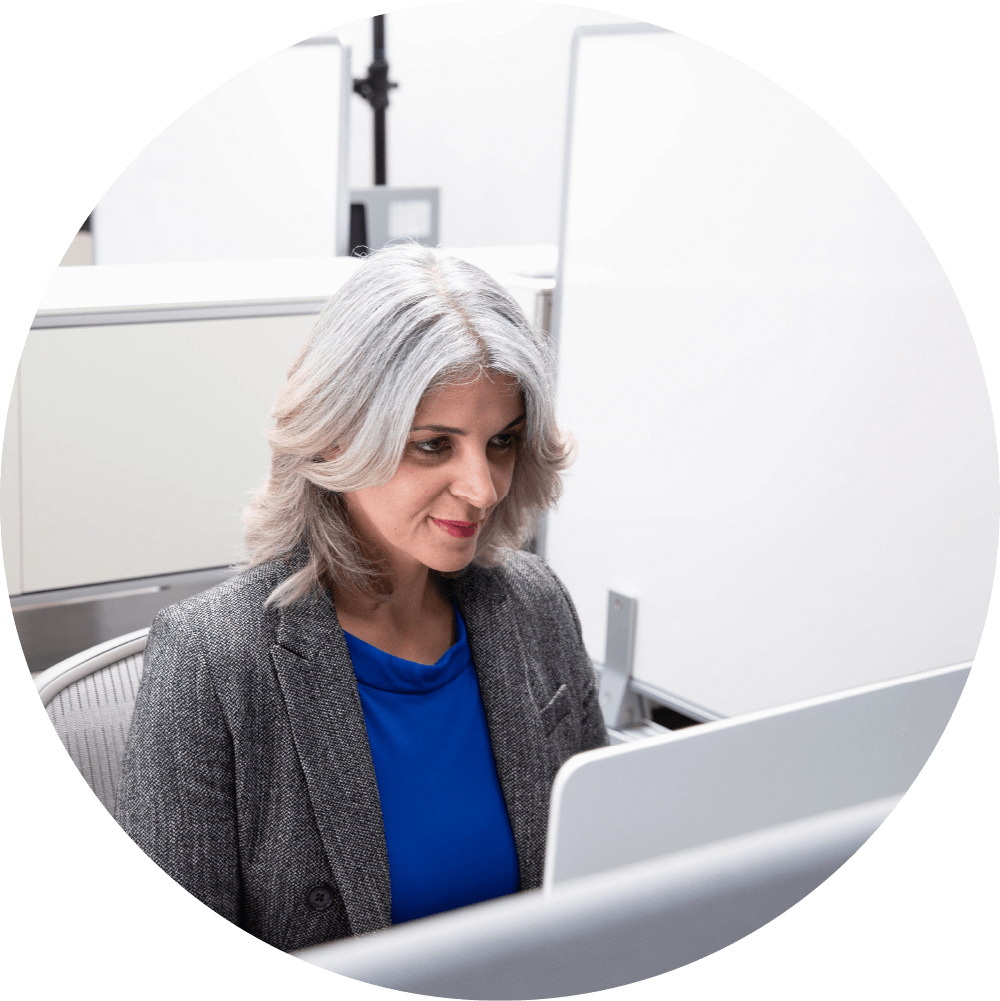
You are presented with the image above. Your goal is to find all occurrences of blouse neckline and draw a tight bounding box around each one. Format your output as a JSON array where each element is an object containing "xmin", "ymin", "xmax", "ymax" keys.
[{"xmin": 342, "ymin": 607, "xmax": 469, "ymax": 695}]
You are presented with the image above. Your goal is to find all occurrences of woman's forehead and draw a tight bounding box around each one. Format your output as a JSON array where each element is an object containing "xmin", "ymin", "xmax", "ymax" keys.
[{"xmin": 413, "ymin": 373, "xmax": 524, "ymax": 427}]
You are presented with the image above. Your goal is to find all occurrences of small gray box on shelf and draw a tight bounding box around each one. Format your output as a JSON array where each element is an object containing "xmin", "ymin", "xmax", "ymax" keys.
[{"xmin": 349, "ymin": 187, "xmax": 439, "ymax": 255}]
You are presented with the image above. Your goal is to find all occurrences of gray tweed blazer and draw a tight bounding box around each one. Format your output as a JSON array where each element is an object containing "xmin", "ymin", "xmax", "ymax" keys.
[{"xmin": 114, "ymin": 548, "xmax": 608, "ymax": 952}]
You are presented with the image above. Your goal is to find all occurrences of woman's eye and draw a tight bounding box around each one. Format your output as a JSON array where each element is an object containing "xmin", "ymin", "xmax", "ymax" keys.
[
  {"xmin": 411, "ymin": 431, "xmax": 521, "ymax": 457},
  {"xmin": 414, "ymin": 437, "xmax": 449, "ymax": 455},
  {"xmin": 490, "ymin": 432, "xmax": 521, "ymax": 451}
]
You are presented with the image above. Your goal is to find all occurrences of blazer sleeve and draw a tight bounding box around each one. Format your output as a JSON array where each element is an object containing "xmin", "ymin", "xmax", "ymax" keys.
[{"xmin": 114, "ymin": 606, "xmax": 241, "ymax": 924}]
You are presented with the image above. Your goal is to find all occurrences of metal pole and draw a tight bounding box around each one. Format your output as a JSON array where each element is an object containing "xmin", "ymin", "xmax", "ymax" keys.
[
  {"xmin": 372, "ymin": 15, "xmax": 387, "ymax": 185},
  {"xmin": 354, "ymin": 16, "xmax": 396, "ymax": 186}
]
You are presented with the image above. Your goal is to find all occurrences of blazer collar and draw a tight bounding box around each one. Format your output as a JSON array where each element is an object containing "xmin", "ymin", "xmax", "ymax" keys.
[
  {"xmin": 269, "ymin": 578, "xmax": 392, "ymax": 935},
  {"xmin": 451, "ymin": 565, "xmax": 554, "ymax": 891}
]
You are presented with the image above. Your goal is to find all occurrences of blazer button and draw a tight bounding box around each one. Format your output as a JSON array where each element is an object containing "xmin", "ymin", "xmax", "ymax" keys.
[{"xmin": 306, "ymin": 884, "xmax": 336, "ymax": 912}]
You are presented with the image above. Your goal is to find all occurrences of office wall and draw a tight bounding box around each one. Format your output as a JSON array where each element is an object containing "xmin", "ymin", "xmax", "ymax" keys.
[{"xmin": 335, "ymin": 1, "xmax": 634, "ymax": 247}]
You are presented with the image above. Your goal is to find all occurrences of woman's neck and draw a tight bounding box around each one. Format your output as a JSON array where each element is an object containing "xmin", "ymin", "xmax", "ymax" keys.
[{"xmin": 332, "ymin": 563, "xmax": 457, "ymax": 665}]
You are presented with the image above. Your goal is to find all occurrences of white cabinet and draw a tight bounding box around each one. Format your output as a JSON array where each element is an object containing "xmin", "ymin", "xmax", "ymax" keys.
[
  {"xmin": 19, "ymin": 314, "xmax": 313, "ymax": 591},
  {"xmin": 7, "ymin": 257, "xmax": 359, "ymax": 594}
]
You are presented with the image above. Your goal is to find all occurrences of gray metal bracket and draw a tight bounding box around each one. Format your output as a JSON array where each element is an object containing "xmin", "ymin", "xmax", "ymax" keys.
[{"xmin": 598, "ymin": 591, "xmax": 644, "ymax": 729}]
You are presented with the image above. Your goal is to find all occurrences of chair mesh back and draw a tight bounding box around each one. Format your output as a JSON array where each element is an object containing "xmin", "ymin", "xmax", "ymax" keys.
[{"xmin": 45, "ymin": 651, "xmax": 145, "ymax": 813}]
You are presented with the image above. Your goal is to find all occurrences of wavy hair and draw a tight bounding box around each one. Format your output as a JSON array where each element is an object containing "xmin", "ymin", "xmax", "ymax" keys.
[{"xmin": 243, "ymin": 244, "xmax": 572, "ymax": 605}]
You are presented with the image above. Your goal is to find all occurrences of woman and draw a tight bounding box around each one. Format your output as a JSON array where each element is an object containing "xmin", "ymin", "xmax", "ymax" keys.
[{"xmin": 115, "ymin": 244, "xmax": 608, "ymax": 953}]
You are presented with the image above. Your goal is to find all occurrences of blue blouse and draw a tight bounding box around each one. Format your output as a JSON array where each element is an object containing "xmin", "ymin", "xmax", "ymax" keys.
[{"xmin": 343, "ymin": 607, "xmax": 521, "ymax": 924}]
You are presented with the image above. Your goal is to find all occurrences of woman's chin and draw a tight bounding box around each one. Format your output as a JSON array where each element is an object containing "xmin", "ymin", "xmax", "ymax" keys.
[{"xmin": 424, "ymin": 545, "xmax": 477, "ymax": 574}]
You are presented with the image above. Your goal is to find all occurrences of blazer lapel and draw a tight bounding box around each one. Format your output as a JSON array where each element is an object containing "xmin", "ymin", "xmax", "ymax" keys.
[
  {"xmin": 454, "ymin": 570, "xmax": 554, "ymax": 891},
  {"xmin": 269, "ymin": 586, "xmax": 392, "ymax": 935}
]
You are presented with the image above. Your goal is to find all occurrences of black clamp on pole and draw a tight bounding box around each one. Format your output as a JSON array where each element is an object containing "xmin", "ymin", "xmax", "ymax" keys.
[{"xmin": 353, "ymin": 14, "xmax": 398, "ymax": 186}]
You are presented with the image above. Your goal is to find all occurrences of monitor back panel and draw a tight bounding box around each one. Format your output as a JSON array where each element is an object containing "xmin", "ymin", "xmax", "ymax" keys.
[{"xmin": 544, "ymin": 662, "xmax": 969, "ymax": 886}]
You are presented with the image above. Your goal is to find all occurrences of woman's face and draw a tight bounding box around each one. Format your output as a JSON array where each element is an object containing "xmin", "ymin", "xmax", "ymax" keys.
[{"xmin": 344, "ymin": 372, "xmax": 526, "ymax": 576}]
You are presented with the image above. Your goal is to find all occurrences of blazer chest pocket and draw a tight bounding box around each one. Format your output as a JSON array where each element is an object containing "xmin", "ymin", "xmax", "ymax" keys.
[{"xmin": 539, "ymin": 684, "xmax": 571, "ymax": 734}]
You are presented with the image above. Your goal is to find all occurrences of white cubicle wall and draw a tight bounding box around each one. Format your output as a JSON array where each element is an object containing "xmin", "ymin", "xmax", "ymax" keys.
[
  {"xmin": 1, "ymin": 377, "xmax": 20, "ymax": 594},
  {"xmin": 12, "ymin": 259, "xmax": 359, "ymax": 596},
  {"xmin": 92, "ymin": 35, "xmax": 351, "ymax": 264},
  {"xmin": 546, "ymin": 27, "xmax": 998, "ymax": 718}
]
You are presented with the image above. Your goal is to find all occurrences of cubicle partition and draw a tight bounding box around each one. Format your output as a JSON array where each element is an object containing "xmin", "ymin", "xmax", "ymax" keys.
[
  {"xmin": 546, "ymin": 26, "xmax": 997, "ymax": 721},
  {"xmin": 92, "ymin": 34, "xmax": 353, "ymax": 264}
]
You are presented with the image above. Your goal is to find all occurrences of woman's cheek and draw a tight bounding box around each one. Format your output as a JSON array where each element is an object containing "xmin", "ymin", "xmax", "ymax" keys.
[{"xmin": 495, "ymin": 462, "xmax": 516, "ymax": 502}]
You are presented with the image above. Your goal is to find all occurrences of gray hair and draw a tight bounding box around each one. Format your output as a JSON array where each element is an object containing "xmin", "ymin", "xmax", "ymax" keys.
[{"xmin": 243, "ymin": 243, "xmax": 572, "ymax": 605}]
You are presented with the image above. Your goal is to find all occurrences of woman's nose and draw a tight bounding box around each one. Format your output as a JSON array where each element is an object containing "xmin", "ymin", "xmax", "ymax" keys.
[{"xmin": 452, "ymin": 450, "xmax": 499, "ymax": 511}]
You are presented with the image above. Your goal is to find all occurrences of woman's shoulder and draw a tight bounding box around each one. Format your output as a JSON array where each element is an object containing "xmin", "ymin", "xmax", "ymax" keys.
[
  {"xmin": 459, "ymin": 551, "xmax": 598, "ymax": 704},
  {"xmin": 139, "ymin": 558, "xmax": 303, "ymax": 701},
  {"xmin": 458, "ymin": 549, "xmax": 581, "ymax": 626},
  {"xmin": 498, "ymin": 547, "xmax": 569, "ymax": 595},
  {"xmin": 149, "ymin": 558, "xmax": 294, "ymax": 640}
]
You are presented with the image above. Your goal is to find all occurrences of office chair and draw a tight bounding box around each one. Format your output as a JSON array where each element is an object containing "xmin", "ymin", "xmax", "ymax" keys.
[{"xmin": 34, "ymin": 628, "xmax": 149, "ymax": 813}]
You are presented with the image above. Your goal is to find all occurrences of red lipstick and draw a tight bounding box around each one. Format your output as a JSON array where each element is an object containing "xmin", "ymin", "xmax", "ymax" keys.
[{"xmin": 431, "ymin": 518, "xmax": 478, "ymax": 538}]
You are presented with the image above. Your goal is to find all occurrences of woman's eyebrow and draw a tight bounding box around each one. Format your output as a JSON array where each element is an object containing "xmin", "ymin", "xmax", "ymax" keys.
[{"xmin": 410, "ymin": 412, "xmax": 527, "ymax": 436}]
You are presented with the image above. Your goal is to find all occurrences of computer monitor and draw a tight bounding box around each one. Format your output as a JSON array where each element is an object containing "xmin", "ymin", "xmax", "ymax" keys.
[
  {"xmin": 296, "ymin": 662, "xmax": 969, "ymax": 998},
  {"xmin": 545, "ymin": 660, "xmax": 970, "ymax": 886}
]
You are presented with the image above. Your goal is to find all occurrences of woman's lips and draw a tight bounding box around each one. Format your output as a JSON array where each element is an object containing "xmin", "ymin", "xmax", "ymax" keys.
[{"xmin": 431, "ymin": 518, "xmax": 478, "ymax": 538}]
